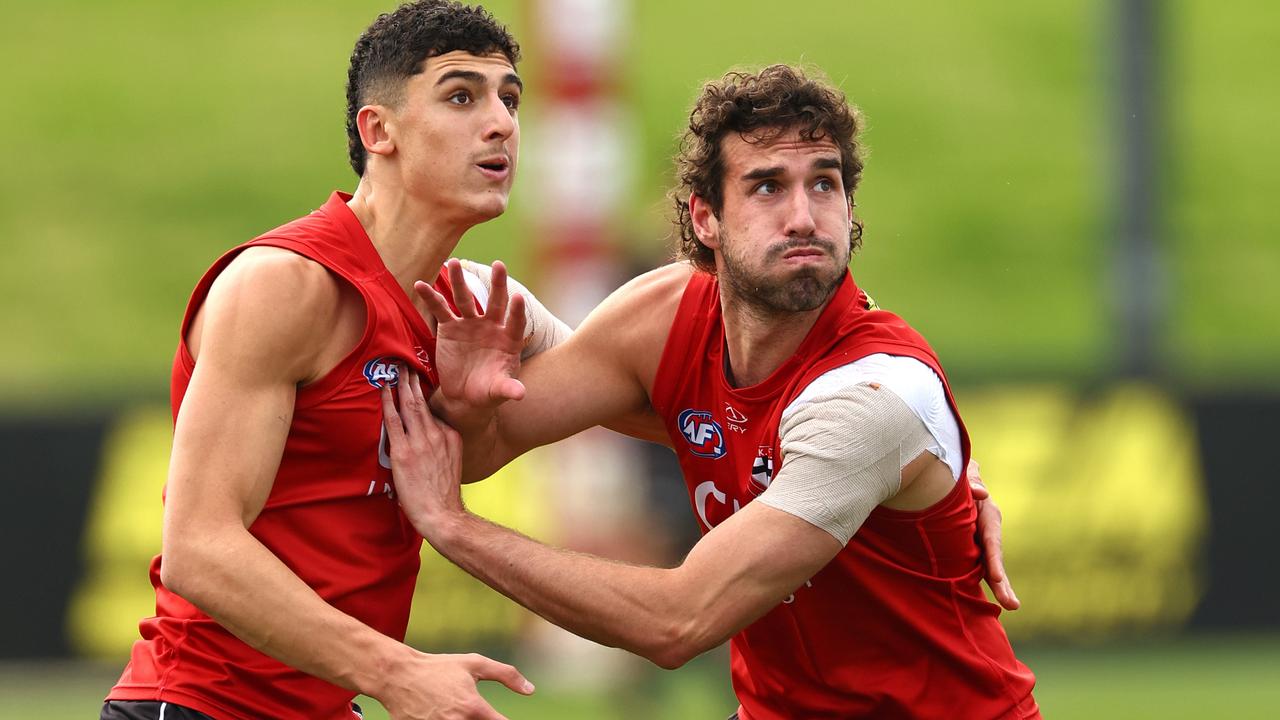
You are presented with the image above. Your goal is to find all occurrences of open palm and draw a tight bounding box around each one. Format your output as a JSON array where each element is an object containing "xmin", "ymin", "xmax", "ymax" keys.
[{"xmin": 416, "ymin": 259, "xmax": 527, "ymax": 416}]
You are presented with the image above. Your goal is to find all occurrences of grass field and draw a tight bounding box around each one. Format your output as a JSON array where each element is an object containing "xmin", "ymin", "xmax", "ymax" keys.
[
  {"xmin": 4, "ymin": 634, "xmax": 1278, "ymax": 719},
  {"xmin": 1, "ymin": 0, "xmax": 1277, "ymax": 407}
]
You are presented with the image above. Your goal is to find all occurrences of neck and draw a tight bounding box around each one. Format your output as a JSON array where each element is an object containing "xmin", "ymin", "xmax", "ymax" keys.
[
  {"xmin": 719, "ymin": 288, "xmax": 829, "ymax": 388},
  {"xmin": 346, "ymin": 178, "xmax": 473, "ymax": 299}
]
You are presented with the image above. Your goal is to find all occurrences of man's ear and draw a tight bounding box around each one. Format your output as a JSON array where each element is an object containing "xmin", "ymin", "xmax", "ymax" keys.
[
  {"xmin": 356, "ymin": 105, "xmax": 396, "ymax": 160},
  {"xmin": 690, "ymin": 194, "xmax": 721, "ymax": 250}
]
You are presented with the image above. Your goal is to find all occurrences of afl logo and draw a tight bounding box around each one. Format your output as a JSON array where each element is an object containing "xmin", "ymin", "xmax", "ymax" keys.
[
  {"xmin": 677, "ymin": 409, "xmax": 726, "ymax": 459},
  {"xmin": 363, "ymin": 357, "xmax": 401, "ymax": 388}
]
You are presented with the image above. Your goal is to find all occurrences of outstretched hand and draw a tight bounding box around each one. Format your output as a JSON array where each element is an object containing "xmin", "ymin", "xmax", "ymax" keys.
[
  {"xmin": 377, "ymin": 648, "xmax": 535, "ymax": 720},
  {"xmin": 416, "ymin": 259, "xmax": 527, "ymax": 421},
  {"xmin": 968, "ymin": 459, "xmax": 1020, "ymax": 611}
]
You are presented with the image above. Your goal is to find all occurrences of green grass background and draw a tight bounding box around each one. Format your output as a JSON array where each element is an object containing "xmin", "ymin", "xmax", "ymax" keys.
[{"xmin": 1, "ymin": 0, "xmax": 1276, "ymax": 409}]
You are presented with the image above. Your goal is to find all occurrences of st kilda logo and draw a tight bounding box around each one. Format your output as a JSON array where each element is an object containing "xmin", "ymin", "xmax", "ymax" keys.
[{"xmin": 750, "ymin": 446, "xmax": 775, "ymax": 495}]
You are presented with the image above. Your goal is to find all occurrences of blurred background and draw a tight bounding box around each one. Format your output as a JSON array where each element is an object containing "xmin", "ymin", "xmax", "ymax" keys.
[{"xmin": 2, "ymin": 0, "xmax": 1278, "ymax": 718}]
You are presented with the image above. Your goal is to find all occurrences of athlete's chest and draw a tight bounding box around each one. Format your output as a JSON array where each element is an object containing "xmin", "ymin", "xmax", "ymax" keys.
[
  {"xmin": 269, "ymin": 296, "xmax": 437, "ymax": 506},
  {"xmin": 669, "ymin": 388, "xmax": 784, "ymax": 532}
]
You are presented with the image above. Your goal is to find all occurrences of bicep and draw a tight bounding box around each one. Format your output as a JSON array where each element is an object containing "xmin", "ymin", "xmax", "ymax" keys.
[
  {"xmin": 165, "ymin": 253, "xmax": 333, "ymax": 537},
  {"xmin": 490, "ymin": 262, "xmax": 685, "ymax": 455},
  {"xmin": 166, "ymin": 363, "xmax": 297, "ymax": 533},
  {"xmin": 496, "ymin": 327, "xmax": 650, "ymax": 453}
]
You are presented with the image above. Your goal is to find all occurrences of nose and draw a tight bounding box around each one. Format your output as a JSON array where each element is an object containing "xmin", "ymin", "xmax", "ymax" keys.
[
  {"xmin": 483, "ymin": 95, "xmax": 516, "ymax": 142},
  {"xmin": 783, "ymin": 189, "xmax": 817, "ymax": 238}
]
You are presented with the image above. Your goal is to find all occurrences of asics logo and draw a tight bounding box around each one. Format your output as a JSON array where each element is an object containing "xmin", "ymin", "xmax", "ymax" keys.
[{"xmin": 363, "ymin": 357, "xmax": 401, "ymax": 389}]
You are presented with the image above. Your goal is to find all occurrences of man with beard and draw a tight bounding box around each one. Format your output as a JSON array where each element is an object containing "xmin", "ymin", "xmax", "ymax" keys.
[{"xmin": 383, "ymin": 64, "xmax": 1039, "ymax": 719}]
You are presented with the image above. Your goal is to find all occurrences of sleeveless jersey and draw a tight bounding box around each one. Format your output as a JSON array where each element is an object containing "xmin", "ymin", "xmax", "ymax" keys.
[
  {"xmin": 650, "ymin": 271, "xmax": 1039, "ymax": 720},
  {"xmin": 108, "ymin": 192, "xmax": 455, "ymax": 720}
]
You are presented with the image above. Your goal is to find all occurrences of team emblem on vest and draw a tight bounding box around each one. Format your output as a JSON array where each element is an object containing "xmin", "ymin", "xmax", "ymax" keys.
[
  {"xmin": 363, "ymin": 357, "xmax": 401, "ymax": 388},
  {"xmin": 677, "ymin": 409, "xmax": 726, "ymax": 459},
  {"xmin": 750, "ymin": 446, "xmax": 775, "ymax": 495}
]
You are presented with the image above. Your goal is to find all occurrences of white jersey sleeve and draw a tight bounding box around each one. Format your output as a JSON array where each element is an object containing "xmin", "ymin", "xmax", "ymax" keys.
[{"xmin": 755, "ymin": 354, "xmax": 962, "ymax": 545}]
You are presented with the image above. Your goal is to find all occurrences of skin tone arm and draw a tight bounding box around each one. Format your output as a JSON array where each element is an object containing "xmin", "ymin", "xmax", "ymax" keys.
[
  {"xmin": 385, "ymin": 370, "xmax": 842, "ymax": 670},
  {"xmin": 162, "ymin": 248, "xmax": 531, "ymax": 720},
  {"xmin": 419, "ymin": 260, "xmax": 1020, "ymax": 610},
  {"xmin": 420, "ymin": 259, "xmax": 680, "ymax": 483}
]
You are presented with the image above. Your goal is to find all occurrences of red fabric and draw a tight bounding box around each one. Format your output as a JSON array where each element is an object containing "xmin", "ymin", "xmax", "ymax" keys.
[
  {"xmin": 650, "ymin": 271, "xmax": 1039, "ymax": 719},
  {"xmin": 108, "ymin": 192, "xmax": 453, "ymax": 720}
]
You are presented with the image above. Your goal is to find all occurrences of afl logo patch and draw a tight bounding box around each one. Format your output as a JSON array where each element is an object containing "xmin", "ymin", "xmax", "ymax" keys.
[
  {"xmin": 363, "ymin": 357, "xmax": 401, "ymax": 388},
  {"xmin": 678, "ymin": 409, "xmax": 726, "ymax": 459}
]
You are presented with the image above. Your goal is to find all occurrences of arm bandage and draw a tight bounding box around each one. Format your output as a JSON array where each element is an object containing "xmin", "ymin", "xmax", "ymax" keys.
[
  {"xmin": 458, "ymin": 259, "xmax": 572, "ymax": 359},
  {"xmin": 757, "ymin": 382, "xmax": 936, "ymax": 545}
]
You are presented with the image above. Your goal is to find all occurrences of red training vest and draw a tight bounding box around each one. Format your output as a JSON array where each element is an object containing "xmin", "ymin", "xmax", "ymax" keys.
[
  {"xmin": 650, "ymin": 271, "xmax": 1039, "ymax": 720},
  {"xmin": 109, "ymin": 192, "xmax": 454, "ymax": 720}
]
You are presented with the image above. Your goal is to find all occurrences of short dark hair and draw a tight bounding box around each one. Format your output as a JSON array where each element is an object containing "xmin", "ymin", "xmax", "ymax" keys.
[
  {"xmin": 672, "ymin": 65, "xmax": 865, "ymax": 273},
  {"xmin": 345, "ymin": 1, "xmax": 521, "ymax": 176}
]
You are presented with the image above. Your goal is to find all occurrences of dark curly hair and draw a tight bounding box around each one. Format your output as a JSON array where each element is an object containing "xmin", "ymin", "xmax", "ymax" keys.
[
  {"xmin": 345, "ymin": 1, "xmax": 521, "ymax": 177},
  {"xmin": 672, "ymin": 65, "xmax": 865, "ymax": 273}
]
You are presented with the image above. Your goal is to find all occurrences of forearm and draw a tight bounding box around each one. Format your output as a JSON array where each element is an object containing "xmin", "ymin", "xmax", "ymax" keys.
[
  {"xmin": 163, "ymin": 524, "xmax": 409, "ymax": 698},
  {"xmin": 428, "ymin": 511, "xmax": 705, "ymax": 669},
  {"xmin": 430, "ymin": 398, "xmax": 527, "ymax": 483},
  {"xmin": 456, "ymin": 414, "xmax": 509, "ymax": 484}
]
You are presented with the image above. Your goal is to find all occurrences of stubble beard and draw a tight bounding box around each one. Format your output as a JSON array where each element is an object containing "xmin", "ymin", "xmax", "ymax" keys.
[{"xmin": 718, "ymin": 230, "xmax": 849, "ymax": 316}]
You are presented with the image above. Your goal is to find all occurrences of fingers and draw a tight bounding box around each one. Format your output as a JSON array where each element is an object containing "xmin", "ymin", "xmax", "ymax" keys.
[
  {"xmin": 405, "ymin": 370, "xmax": 441, "ymax": 437},
  {"xmin": 396, "ymin": 367, "xmax": 425, "ymax": 435},
  {"xmin": 967, "ymin": 458, "xmax": 982, "ymax": 484},
  {"xmin": 485, "ymin": 261, "xmax": 510, "ymax": 322},
  {"xmin": 504, "ymin": 292, "xmax": 528, "ymax": 346},
  {"xmin": 447, "ymin": 259, "xmax": 481, "ymax": 318},
  {"xmin": 415, "ymin": 280, "xmax": 458, "ymax": 326},
  {"xmin": 967, "ymin": 459, "xmax": 988, "ymax": 499},
  {"xmin": 965, "ymin": 457, "xmax": 1018, "ymax": 609},
  {"xmin": 381, "ymin": 384, "xmax": 406, "ymax": 445},
  {"xmin": 491, "ymin": 377, "xmax": 527, "ymax": 403},
  {"xmin": 969, "ymin": 480, "xmax": 990, "ymax": 501},
  {"xmin": 978, "ymin": 502, "xmax": 1020, "ymax": 610},
  {"xmin": 467, "ymin": 654, "xmax": 536, "ymax": 696},
  {"xmin": 390, "ymin": 368, "xmax": 448, "ymax": 451}
]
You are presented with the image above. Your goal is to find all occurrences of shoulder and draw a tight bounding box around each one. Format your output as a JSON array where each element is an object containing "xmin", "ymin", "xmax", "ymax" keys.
[
  {"xmin": 214, "ymin": 244, "xmax": 343, "ymax": 295},
  {"xmin": 580, "ymin": 262, "xmax": 694, "ymax": 338},
  {"xmin": 783, "ymin": 354, "xmax": 964, "ymax": 480},
  {"xmin": 786, "ymin": 354, "xmax": 944, "ymax": 420},
  {"xmin": 564, "ymin": 262, "xmax": 695, "ymax": 394},
  {"xmin": 611, "ymin": 261, "xmax": 696, "ymax": 309},
  {"xmin": 196, "ymin": 247, "xmax": 356, "ymax": 381}
]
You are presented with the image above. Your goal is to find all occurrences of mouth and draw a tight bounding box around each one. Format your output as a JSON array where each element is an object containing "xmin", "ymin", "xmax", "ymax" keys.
[
  {"xmin": 475, "ymin": 156, "xmax": 511, "ymax": 181},
  {"xmin": 781, "ymin": 246, "xmax": 827, "ymax": 260}
]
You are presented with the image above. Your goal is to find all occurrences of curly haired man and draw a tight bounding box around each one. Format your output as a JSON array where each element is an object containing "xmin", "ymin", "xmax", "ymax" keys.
[{"xmin": 387, "ymin": 64, "xmax": 1040, "ymax": 720}]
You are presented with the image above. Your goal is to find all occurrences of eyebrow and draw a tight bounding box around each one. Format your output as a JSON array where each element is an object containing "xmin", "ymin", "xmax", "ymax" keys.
[
  {"xmin": 741, "ymin": 166, "xmax": 784, "ymax": 182},
  {"xmin": 740, "ymin": 156, "xmax": 842, "ymax": 182},
  {"xmin": 434, "ymin": 69, "xmax": 524, "ymax": 92}
]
